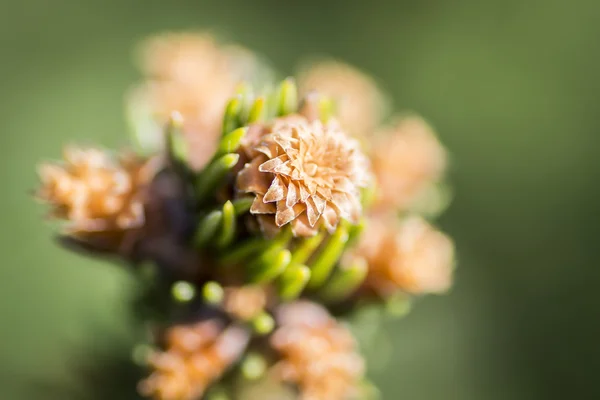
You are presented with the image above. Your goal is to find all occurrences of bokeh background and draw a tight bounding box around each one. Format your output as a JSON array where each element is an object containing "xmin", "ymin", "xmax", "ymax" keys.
[{"xmin": 1, "ymin": 0, "xmax": 599, "ymax": 398}]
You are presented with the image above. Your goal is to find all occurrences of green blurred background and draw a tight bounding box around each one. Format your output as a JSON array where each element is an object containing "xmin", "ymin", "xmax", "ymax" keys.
[{"xmin": 1, "ymin": 0, "xmax": 599, "ymax": 398}]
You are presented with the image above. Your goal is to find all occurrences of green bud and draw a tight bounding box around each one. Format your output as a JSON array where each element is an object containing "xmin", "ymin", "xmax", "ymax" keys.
[
  {"xmin": 278, "ymin": 264, "xmax": 311, "ymax": 301},
  {"xmin": 247, "ymin": 227, "xmax": 293, "ymax": 273},
  {"xmin": 235, "ymin": 82, "xmax": 255, "ymax": 125},
  {"xmin": 320, "ymin": 256, "xmax": 368, "ymax": 302},
  {"xmin": 232, "ymin": 196, "xmax": 254, "ymax": 215},
  {"xmin": 241, "ymin": 353, "xmax": 267, "ymax": 381},
  {"xmin": 247, "ymin": 96, "xmax": 266, "ymax": 123},
  {"xmin": 166, "ymin": 111, "xmax": 188, "ymax": 165},
  {"xmin": 216, "ymin": 201, "xmax": 236, "ymax": 248},
  {"xmin": 277, "ymin": 78, "xmax": 298, "ymax": 116},
  {"xmin": 308, "ymin": 223, "xmax": 350, "ymax": 289},
  {"xmin": 222, "ymin": 96, "xmax": 243, "ymax": 136},
  {"xmin": 194, "ymin": 210, "xmax": 223, "ymax": 247},
  {"xmin": 219, "ymin": 238, "xmax": 270, "ymax": 266},
  {"xmin": 252, "ymin": 312, "xmax": 275, "ymax": 335},
  {"xmin": 217, "ymin": 127, "xmax": 248, "ymax": 156},
  {"xmin": 202, "ymin": 281, "xmax": 224, "ymax": 304},
  {"xmin": 171, "ymin": 281, "xmax": 196, "ymax": 302},
  {"xmin": 250, "ymin": 248, "xmax": 291, "ymax": 284},
  {"xmin": 290, "ymin": 231, "xmax": 325, "ymax": 266},
  {"xmin": 347, "ymin": 218, "xmax": 366, "ymax": 247},
  {"xmin": 318, "ymin": 96, "xmax": 335, "ymax": 123},
  {"xmin": 196, "ymin": 153, "xmax": 240, "ymax": 201}
]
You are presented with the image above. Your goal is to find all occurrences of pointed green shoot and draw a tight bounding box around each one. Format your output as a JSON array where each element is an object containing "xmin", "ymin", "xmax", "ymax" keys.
[
  {"xmin": 202, "ymin": 281, "xmax": 224, "ymax": 305},
  {"xmin": 166, "ymin": 111, "xmax": 187, "ymax": 164},
  {"xmin": 217, "ymin": 127, "xmax": 248, "ymax": 157},
  {"xmin": 235, "ymin": 82, "xmax": 255, "ymax": 125},
  {"xmin": 278, "ymin": 264, "xmax": 311, "ymax": 301},
  {"xmin": 247, "ymin": 227, "xmax": 292, "ymax": 281},
  {"xmin": 232, "ymin": 196, "xmax": 254, "ymax": 215},
  {"xmin": 171, "ymin": 281, "xmax": 196, "ymax": 303},
  {"xmin": 252, "ymin": 311, "xmax": 275, "ymax": 335},
  {"xmin": 270, "ymin": 226, "xmax": 294, "ymax": 248},
  {"xmin": 290, "ymin": 231, "xmax": 325, "ymax": 266},
  {"xmin": 219, "ymin": 237, "xmax": 270, "ymax": 266},
  {"xmin": 347, "ymin": 218, "xmax": 366, "ymax": 247},
  {"xmin": 250, "ymin": 248, "xmax": 291, "ymax": 284},
  {"xmin": 216, "ymin": 201, "xmax": 236, "ymax": 248},
  {"xmin": 320, "ymin": 256, "xmax": 368, "ymax": 302},
  {"xmin": 196, "ymin": 153, "xmax": 240, "ymax": 201},
  {"xmin": 222, "ymin": 95, "xmax": 243, "ymax": 136},
  {"xmin": 247, "ymin": 96, "xmax": 266, "ymax": 123},
  {"xmin": 308, "ymin": 223, "xmax": 350, "ymax": 289},
  {"xmin": 194, "ymin": 210, "xmax": 223, "ymax": 247},
  {"xmin": 277, "ymin": 78, "xmax": 298, "ymax": 116},
  {"xmin": 318, "ymin": 96, "xmax": 335, "ymax": 122}
]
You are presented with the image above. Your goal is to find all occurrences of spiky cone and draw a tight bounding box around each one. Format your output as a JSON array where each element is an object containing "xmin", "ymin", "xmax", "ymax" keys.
[
  {"xmin": 128, "ymin": 32, "xmax": 259, "ymax": 170},
  {"xmin": 236, "ymin": 114, "xmax": 371, "ymax": 237},
  {"xmin": 352, "ymin": 214, "xmax": 455, "ymax": 297},
  {"xmin": 139, "ymin": 320, "xmax": 250, "ymax": 400},
  {"xmin": 37, "ymin": 147, "xmax": 162, "ymax": 255},
  {"xmin": 270, "ymin": 301, "xmax": 365, "ymax": 400},
  {"xmin": 370, "ymin": 116, "xmax": 448, "ymax": 213},
  {"xmin": 297, "ymin": 61, "xmax": 388, "ymax": 138}
]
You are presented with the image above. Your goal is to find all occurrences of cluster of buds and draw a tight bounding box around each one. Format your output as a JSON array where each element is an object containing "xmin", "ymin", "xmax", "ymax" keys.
[
  {"xmin": 271, "ymin": 302, "xmax": 365, "ymax": 400},
  {"xmin": 139, "ymin": 321, "xmax": 250, "ymax": 400},
  {"xmin": 35, "ymin": 32, "xmax": 455, "ymax": 399}
]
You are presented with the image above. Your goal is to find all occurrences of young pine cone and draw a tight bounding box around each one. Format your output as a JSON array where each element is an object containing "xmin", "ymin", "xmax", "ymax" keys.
[
  {"xmin": 371, "ymin": 116, "xmax": 447, "ymax": 212},
  {"xmin": 236, "ymin": 115, "xmax": 370, "ymax": 237},
  {"xmin": 357, "ymin": 215, "xmax": 455, "ymax": 296},
  {"xmin": 271, "ymin": 301, "xmax": 364, "ymax": 400},
  {"xmin": 37, "ymin": 147, "xmax": 160, "ymax": 253},
  {"xmin": 139, "ymin": 320, "xmax": 250, "ymax": 400},
  {"xmin": 129, "ymin": 32, "xmax": 258, "ymax": 170}
]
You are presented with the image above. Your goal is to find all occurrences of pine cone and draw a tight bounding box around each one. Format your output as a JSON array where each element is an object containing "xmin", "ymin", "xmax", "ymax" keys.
[
  {"xmin": 139, "ymin": 320, "xmax": 250, "ymax": 400},
  {"xmin": 37, "ymin": 147, "xmax": 160, "ymax": 252},
  {"xmin": 271, "ymin": 301, "xmax": 364, "ymax": 400},
  {"xmin": 357, "ymin": 215, "xmax": 454, "ymax": 296},
  {"xmin": 236, "ymin": 115, "xmax": 370, "ymax": 237},
  {"xmin": 371, "ymin": 116, "xmax": 447, "ymax": 212}
]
